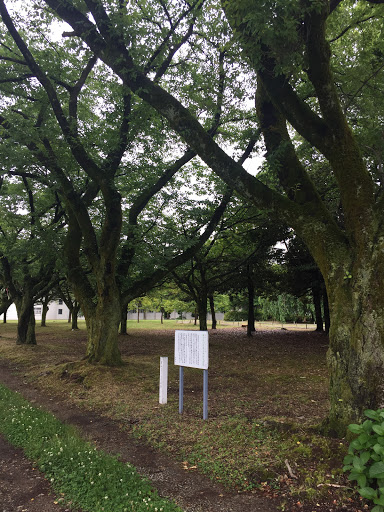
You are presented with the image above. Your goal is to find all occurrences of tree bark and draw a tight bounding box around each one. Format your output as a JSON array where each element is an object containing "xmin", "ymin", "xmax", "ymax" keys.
[
  {"xmin": 64, "ymin": 210, "xmax": 123, "ymax": 366},
  {"xmin": 209, "ymin": 295, "xmax": 217, "ymax": 330},
  {"xmin": 71, "ymin": 302, "xmax": 80, "ymax": 330},
  {"xmin": 41, "ymin": 297, "xmax": 49, "ymax": 327},
  {"xmin": 85, "ymin": 285, "xmax": 122, "ymax": 365},
  {"xmin": 15, "ymin": 294, "xmax": 36, "ymax": 345},
  {"xmin": 120, "ymin": 299, "xmax": 128, "ymax": 335},
  {"xmin": 312, "ymin": 285, "xmax": 324, "ymax": 332},
  {"xmin": 197, "ymin": 297, "xmax": 208, "ymax": 331},
  {"xmin": 323, "ymin": 251, "xmax": 384, "ymax": 435},
  {"xmin": 323, "ymin": 290, "xmax": 330, "ymax": 334}
]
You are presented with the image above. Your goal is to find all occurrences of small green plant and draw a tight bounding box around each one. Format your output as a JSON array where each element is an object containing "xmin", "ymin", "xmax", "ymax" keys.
[{"xmin": 343, "ymin": 409, "xmax": 384, "ymax": 511}]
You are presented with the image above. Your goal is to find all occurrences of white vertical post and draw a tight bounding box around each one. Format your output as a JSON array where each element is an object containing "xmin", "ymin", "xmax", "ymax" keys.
[
  {"xmin": 159, "ymin": 357, "xmax": 168, "ymax": 404},
  {"xmin": 203, "ymin": 369, "xmax": 208, "ymax": 420}
]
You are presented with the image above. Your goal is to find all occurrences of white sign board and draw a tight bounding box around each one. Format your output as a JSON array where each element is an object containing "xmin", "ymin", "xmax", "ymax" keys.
[{"xmin": 174, "ymin": 330, "xmax": 209, "ymax": 369}]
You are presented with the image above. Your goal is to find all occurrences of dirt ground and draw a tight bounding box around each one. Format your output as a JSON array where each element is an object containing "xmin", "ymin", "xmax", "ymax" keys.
[
  {"xmin": 0, "ymin": 360, "xmax": 278, "ymax": 512},
  {"xmin": 0, "ymin": 325, "xmax": 365, "ymax": 512}
]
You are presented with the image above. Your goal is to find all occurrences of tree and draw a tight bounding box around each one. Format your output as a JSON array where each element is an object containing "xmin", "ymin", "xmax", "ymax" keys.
[
  {"xmin": 0, "ymin": 0, "xmax": 244, "ymax": 364},
  {"xmin": 2, "ymin": 0, "xmax": 384, "ymax": 433},
  {"xmin": 57, "ymin": 282, "xmax": 81, "ymax": 330},
  {"xmin": 283, "ymin": 236, "xmax": 329, "ymax": 332},
  {"xmin": 0, "ymin": 177, "xmax": 61, "ymax": 344}
]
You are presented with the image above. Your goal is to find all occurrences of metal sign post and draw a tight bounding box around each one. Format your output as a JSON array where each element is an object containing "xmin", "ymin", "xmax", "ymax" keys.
[
  {"xmin": 179, "ymin": 366, "xmax": 184, "ymax": 414},
  {"xmin": 203, "ymin": 369, "xmax": 208, "ymax": 420}
]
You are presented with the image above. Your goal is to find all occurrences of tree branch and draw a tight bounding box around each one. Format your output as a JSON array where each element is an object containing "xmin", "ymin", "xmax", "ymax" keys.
[
  {"xmin": 68, "ymin": 54, "xmax": 98, "ymax": 136},
  {"xmin": 122, "ymin": 187, "xmax": 232, "ymax": 302},
  {"xmin": 40, "ymin": 0, "xmax": 313, "ymax": 224},
  {"xmin": 103, "ymin": 88, "xmax": 132, "ymax": 175},
  {"xmin": 0, "ymin": 0, "xmax": 104, "ymax": 185}
]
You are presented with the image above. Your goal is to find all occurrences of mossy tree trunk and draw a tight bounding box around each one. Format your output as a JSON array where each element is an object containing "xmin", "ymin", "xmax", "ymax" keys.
[
  {"xmin": 85, "ymin": 281, "xmax": 122, "ymax": 365},
  {"xmin": 323, "ymin": 250, "xmax": 384, "ymax": 434},
  {"xmin": 65, "ymin": 202, "xmax": 123, "ymax": 366},
  {"xmin": 15, "ymin": 293, "xmax": 36, "ymax": 345}
]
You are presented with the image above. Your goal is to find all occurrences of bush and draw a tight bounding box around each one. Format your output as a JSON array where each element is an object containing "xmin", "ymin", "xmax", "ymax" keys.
[
  {"xmin": 224, "ymin": 310, "xmax": 247, "ymax": 321},
  {"xmin": 343, "ymin": 409, "xmax": 384, "ymax": 512}
]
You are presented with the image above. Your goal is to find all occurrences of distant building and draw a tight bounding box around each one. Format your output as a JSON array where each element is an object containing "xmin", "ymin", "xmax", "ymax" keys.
[
  {"xmin": 1, "ymin": 301, "xmax": 224, "ymax": 322},
  {"xmin": 1, "ymin": 300, "xmax": 75, "ymax": 322}
]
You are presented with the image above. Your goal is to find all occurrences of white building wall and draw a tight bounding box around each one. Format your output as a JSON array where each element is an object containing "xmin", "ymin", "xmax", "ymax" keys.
[
  {"xmin": 1, "ymin": 302, "xmax": 224, "ymax": 322},
  {"xmin": 1, "ymin": 301, "xmax": 72, "ymax": 321},
  {"xmin": 1, "ymin": 303, "xmax": 17, "ymax": 321}
]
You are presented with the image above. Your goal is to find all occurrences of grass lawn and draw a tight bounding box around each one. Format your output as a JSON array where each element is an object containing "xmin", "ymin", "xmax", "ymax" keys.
[{"xmin": 0, "ymin": 321, "xmax": 358, "ymax": 509}]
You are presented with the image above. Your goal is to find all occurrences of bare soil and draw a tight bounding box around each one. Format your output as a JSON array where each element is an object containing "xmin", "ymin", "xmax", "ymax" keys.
[{"xmin": 0, "ymin": 324, "xmax": 366, "ymax": 512}]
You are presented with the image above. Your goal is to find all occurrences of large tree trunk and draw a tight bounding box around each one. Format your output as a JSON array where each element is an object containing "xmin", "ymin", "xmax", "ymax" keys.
[
  {"xmin": 85, "ymin": 287, "xmax": 122, "ymax": 365},
  {"xmin": 15, "ymin": 295, "xmax": 36, "ymax": 345},
  {"xmin": 209, "ymin": 295, "xmax": 217, "ymax": 330},
  {"xmin": 325, "ymin": 257, "xmax": 384, "ymax": 435},
  {"xmin": 312, "ymin": 285, "xmax": 323, "ymax": 332},
  {"xmin": 65, "ymin": 209, "xmax": 123, "ymax": 366}
]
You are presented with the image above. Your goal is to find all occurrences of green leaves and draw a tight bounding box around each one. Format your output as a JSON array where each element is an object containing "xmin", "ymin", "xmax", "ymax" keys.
[
  {"xmin": 344, "ymin": 409, "xmax": 384, "ymax": 508},
  {"xmin": 370, "ymin": 463, "xmax": 384, "ymax": 479},
  {"xmin": 359, "ymin": 486, "xmax": 377, "ymax": 499}
]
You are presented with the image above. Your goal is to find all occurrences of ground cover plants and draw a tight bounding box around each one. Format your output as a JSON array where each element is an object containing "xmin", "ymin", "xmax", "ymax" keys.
[
  {"xmin": 0, "ymin": 382, "xmax": 182, "ymax": 512},
  {"xmin": 343, "ymin": 409, "xmax": 384, "ymax": 512},
  {"xmin": 0, "ymin": 321, "xmax": 364, "ymax": 510}
]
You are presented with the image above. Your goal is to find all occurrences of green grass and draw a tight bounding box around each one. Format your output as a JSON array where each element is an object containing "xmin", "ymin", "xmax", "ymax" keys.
[{"xmin": 0, "ymin": 383, "xmax": 182, "ymax": 512}]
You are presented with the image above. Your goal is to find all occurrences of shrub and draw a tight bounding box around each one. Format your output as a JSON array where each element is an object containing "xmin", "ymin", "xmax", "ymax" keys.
[
  {"xmin": 343, "ymin": 409, "xmax": 384, "ymax": 512},
  {"xmin": 224, "ymin": 310, "xmax": 247, "ymax": 321}
]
